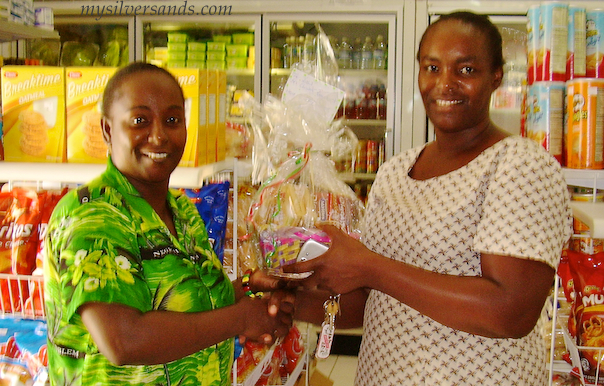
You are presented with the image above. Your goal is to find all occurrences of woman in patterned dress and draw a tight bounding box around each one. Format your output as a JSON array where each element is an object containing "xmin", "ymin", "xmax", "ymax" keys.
[
  {"xmin": 44, "ymin": 62, "xmax": 294, "ymax": 386},
  {"xmin": 286, "ymin": 11, "xmax": 572, "ymax": 386}
]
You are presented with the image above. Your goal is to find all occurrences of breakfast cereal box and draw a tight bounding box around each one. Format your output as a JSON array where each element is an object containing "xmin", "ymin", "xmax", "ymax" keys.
[
  {"xmin": 199, "ymin": 69, "xmax": 208, "ymax": 166},
  {"xmin": 65, "ymin": 67, "xmax": 116, "ymax": 164},
  {"xmin": 217, "ymin": 70, "xmax": 227, "ymax": 162},
  {"xmin": 207, "ymin": 69, "xmax": 218, "ymax": 163},
  {"xmin": 168, "ymin": 67, "xmax": 204, "ymax": 167},
  {"xmin": 1, "ymin": 66, "xmax": 65, "ymax": 163}
]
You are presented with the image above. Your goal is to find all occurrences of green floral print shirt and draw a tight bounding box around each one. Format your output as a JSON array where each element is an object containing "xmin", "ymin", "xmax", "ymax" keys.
[{"xmin": 44, "ymin": 158, "xmax": 235, "ymax": 386}]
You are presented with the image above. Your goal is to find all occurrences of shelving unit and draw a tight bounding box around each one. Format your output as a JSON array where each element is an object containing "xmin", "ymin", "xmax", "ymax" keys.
[
  {"xmin": 0, "ymin": 22, "xmax": 59, "ymax": 42},
  {"xmin": 547, "ymin": 168, "xmax": 604, "ymax": 385},
  {"xmin": 564, "ymin": 168, "xmax": 604, "ymax": 239},
  {"xmin": 0, "ymin": 159, "xmax": 236, "ymax": 189}
]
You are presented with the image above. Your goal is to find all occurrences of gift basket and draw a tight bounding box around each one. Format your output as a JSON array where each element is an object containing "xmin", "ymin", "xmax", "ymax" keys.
[{"xmin": 237, "ymin": 24, "xmax": 365, "ymax": 277}]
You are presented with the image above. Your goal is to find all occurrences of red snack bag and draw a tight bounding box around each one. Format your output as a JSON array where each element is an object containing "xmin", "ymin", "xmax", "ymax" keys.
[
  {"xmin": 8, "ymin": 188, "xmax": 41, "ymax": 276},
  {"xmin": 35, "ymin": 187, "xmax": 68, "ymax": 273},
  {"xmin": 568, "ymin": 249, "xmax": 604, "ymax": 385},
  {"xmin": 282, "ymin": 325, "xmax": 303, "ymax": 374}
]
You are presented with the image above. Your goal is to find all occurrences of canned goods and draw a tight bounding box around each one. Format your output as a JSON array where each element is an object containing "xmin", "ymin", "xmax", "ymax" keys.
[
  {"xmin": 527, "ymin": 5, "xmax": 541, "ymax": 85},
  {"xmin": 540, "ymin": 2, "xmax": 569, "ymax": 82},
  {"xmin": 566, "ymin": 78, "xmax": 604, "ymax": 169},
  {"xmin": 527, "ymin": 81, "xmax": 565, "ymax": 163},
  {"xmin": 567, "ymin": 6, "xmax": 587, "ymax": 80},
  {"xmin": 571, "ymin": 236, "xmax": 604, "ymax": 254},
  {"xmin": 366, "ymin": 140, "xmax": 378, "ymax": 173},
  {"xmin": 587, "ymin": 10, "xmax": 604, "ymax": 78},
  {"xmin": 355, "ymin": 140, "xmax": 367, "ymax": 173}
]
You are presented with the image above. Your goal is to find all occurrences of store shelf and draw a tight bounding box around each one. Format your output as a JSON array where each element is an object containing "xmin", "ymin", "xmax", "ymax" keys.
[
  {"xmin": 0, "ymin": 22, "xmax": 59, "ymax": 42},
  {"xmin": 569, "ymin": 201, "xmax": 604, "ymax": 239},
  {"xmin": 342, "ymin": 119, "xmax": 387, "ymax": 127},
  {"xmin": 564, "ymin": 168, "xmax": 604, "ymax": 190},
  {"xmin": 338, "ymin": 172, "xmax": 376, "ymax": 183},
  {"xmin": 0, "ymin": 159, "xmax": 236, "ymax": 189}
]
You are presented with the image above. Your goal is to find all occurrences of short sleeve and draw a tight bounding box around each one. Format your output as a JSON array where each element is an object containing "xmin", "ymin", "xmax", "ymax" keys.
[
  {"xmin": 47, "ymin": 196, "xmax": 152, "ymax": 324},
  {"xmin": 473, "ymin": 139, "xmax": 572, "ymax": 268}
]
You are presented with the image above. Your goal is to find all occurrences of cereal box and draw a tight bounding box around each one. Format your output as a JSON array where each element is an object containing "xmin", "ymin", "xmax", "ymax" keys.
[
  {"xmin": 216, "ymin": 70, "xmax": 227, "ymax": 162},
  {"xmin": 206, "ymin": 69, "xmax": 218, "ymax": 163},
  {"xmin": 168, "ymin": 68, "xmax": 205, "ymax": 167},
  {"xmin": 65, "ymin": 67, "xmax": 116, "ymax": 164},
  {"xmin": 198, "ymin": 69, "xmax": 208, "ymax": 166},
  {"xmin": 1, "ymin": 66, "xmax": 65, "ymax": 163}
]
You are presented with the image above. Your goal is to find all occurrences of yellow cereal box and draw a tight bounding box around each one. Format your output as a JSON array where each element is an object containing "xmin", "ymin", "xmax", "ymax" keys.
[
  {"xmin": 216, "ymin": 70, "xmax": 227, "ymax": 162},
  {"xmin": 66, "ymin": 67, "xmax": 116, "ymax": 164},
  {"xmin": 206, "ymin": 69, "xmax": 218, "ymax": 163},
  {"xmin": 168, "ymin": 68, "xmax": 203, "ymax": 167},
  {"xmin": 1, "ymin": 66, "xmax": 65, "ymax": 163},
  {"xmin": 198, "ymin": 69, "xmax": 209, "ymax": 166}
]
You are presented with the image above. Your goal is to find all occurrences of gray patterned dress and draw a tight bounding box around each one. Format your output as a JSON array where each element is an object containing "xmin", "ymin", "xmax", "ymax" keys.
[{"xmin": 356, "ymin": 136, "xmax": 572, "ymax": 386}]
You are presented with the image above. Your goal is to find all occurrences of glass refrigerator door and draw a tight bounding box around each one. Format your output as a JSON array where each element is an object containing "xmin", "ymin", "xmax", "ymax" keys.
[
  {"xmin": 264, "ymin": 13, "xmax": 397, "ymax": 202},
  {"xmin": 134, "ymin": 15, "xmax": 261, "ymax": 122},
  {"xmin": 42, "ymin": 16, "xmax": 135, "ymax": 67}
]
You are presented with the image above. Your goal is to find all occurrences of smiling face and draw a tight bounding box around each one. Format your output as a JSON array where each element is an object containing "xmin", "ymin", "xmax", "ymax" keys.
[
  {"xmin": 417, "ymin": 19, "xmax": 503, "ymax": 134},
  {"xmin": 102, "ymin": 70, "xmax": 186, "ymax": 188}
]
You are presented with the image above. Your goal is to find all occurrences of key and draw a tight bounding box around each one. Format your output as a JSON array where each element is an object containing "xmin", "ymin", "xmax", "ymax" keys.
[{"xmin": 315, "ymin": 295, "xmax": 340, "ymax": 359}]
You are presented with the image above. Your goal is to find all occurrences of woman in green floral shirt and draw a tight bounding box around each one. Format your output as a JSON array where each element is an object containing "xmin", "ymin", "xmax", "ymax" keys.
[{"xmin": 44, "ymin": 62, "xmax": 293, "ymax": 386}]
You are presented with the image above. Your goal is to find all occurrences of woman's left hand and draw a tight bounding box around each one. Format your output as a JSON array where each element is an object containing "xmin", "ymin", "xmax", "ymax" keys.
[{"xmin": 282, "ymin": 224, "xmax": 374, "ymax": 295}]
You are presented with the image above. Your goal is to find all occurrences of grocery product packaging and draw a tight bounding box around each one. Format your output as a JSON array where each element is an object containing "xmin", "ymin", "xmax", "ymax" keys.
[
  {"xmin": 1, "ymin": 66, "xmax": 65, "ymax": 163},
  {"xmin": 168, "ymin": 67, "xmax": 204, "ymax": 167},
  {"xmin": 206, "ymin": 70, "xmax": 218, "ymax": 163},
  {"xmin": 65, "ymin": 66, "xmax": 116, "ymax": 164}
]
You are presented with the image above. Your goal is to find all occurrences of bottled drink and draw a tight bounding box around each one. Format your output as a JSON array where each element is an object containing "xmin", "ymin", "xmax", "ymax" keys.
[
  {"xmin": 377, "ymin": 84, "xmax": 387, "ymax": 120},
  {"xmin": 355, "ymin": 87, "xmax": 369, "ymax": 119},
  {"xmin": 288, "ymin": 36, "xmax": 298, "ymax": 67},
  {"xmin": 283, "ymin": 37, "xmax": 291, "ymax": 69},
  {"xmin": 373, "ymin": 35, "xmax": 386, "ymax": 69},
  {"xmin": 352, "ymin": 37, "xmax": 362, "ymax": 69},
  {"xmin": 303, "ymin": 33, "xmax": 315, "ymax": 63},
  {"xmin": 360, "ymin": 37, "xmax": 373, "ymax": 70},
  {"xmin": 367, "ymin": 84, "xmax": 378, "ymax": 119},
  {"xmin": 297, "ymin": 36, "xmax": 305, "ymax": 65},
  {"xmin": 337, "ymin": 37, "xmax": 353, "ymax": 69}
]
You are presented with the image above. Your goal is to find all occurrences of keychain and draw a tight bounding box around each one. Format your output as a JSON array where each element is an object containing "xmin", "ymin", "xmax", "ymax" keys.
[{"xmin": 315, "ymin": 294, "xmax": 340, "ymax": 359}]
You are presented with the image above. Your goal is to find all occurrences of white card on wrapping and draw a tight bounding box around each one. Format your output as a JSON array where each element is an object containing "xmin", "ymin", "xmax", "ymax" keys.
[{"xmin": 281, "ymin": 69, "xmax": 345, "ymax": 124}]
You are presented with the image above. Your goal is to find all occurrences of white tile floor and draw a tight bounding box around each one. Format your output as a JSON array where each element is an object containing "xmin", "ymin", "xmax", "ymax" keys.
[{"xmin": 313, "ymin": 355, "xmax": 359, "ymax": 386}]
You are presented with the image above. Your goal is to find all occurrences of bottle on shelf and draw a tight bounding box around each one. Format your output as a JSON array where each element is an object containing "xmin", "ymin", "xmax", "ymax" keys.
[
  {"xmin": 355, "ymin": 85, "xmax": 369, "ymax": 119},
  {"xmin": 283, "ymin": 36, "xmax": 291, "ymax": 69},
  {"xmin": 367, "ymin": 84, "xmax": 378, "ymax": 119},
  {"xmin": 352, "ymin": 37, "xmax": 362, "ymax": 69},
  {"xmin": 303, "ymin": 33, "xmax": 315, "ymax": 64},
  {"xmin": 377, "ymin": 84, "xmax": 387, "ymax": 120},
  {"xmin": 360, "ymin": 36, "xmax": 373, "ymax": 70},
  {"xmin": 296, "ymin": 36, "xmax": 305, "ymax": 65},
  {"xmin": 373, "ymin": 35, "xmax": 386, "ymax": 70},
  {"xmin": 337, "ymin": 36, "xmax": 353, "ymax": 69},
  {"xmin": 344, "ymin": 88, "xmax": 357, "ymax": 119}
]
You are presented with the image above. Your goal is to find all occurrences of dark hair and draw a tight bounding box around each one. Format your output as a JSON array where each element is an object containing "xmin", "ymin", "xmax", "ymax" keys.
[
  {"xmin": 101, "ymin": 62, "xmax": 184, "ymax": 118},
  {"xmin": 416, "ymin": 11, "xmax": 505, "ymax": 70}
]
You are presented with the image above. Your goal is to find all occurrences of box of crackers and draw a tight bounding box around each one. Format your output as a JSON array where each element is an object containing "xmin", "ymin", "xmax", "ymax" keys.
[
  {"xmin": 206, "ymin": 69, "xmax": 218, "ymax": 164},
  {"xmin": 1, "ymin": 66, "xmax": 66, "ymax": 163},
  {"xmin": 216, "ymin": 70, "xmax": 227, "ymax": 162},
  {"xmin": 66, "ymin": 67, "xmax": 116, "ymax": 164},
  {"xmin": 168, "ymin": 67, "xmax": 206, "ymax": 167}
]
